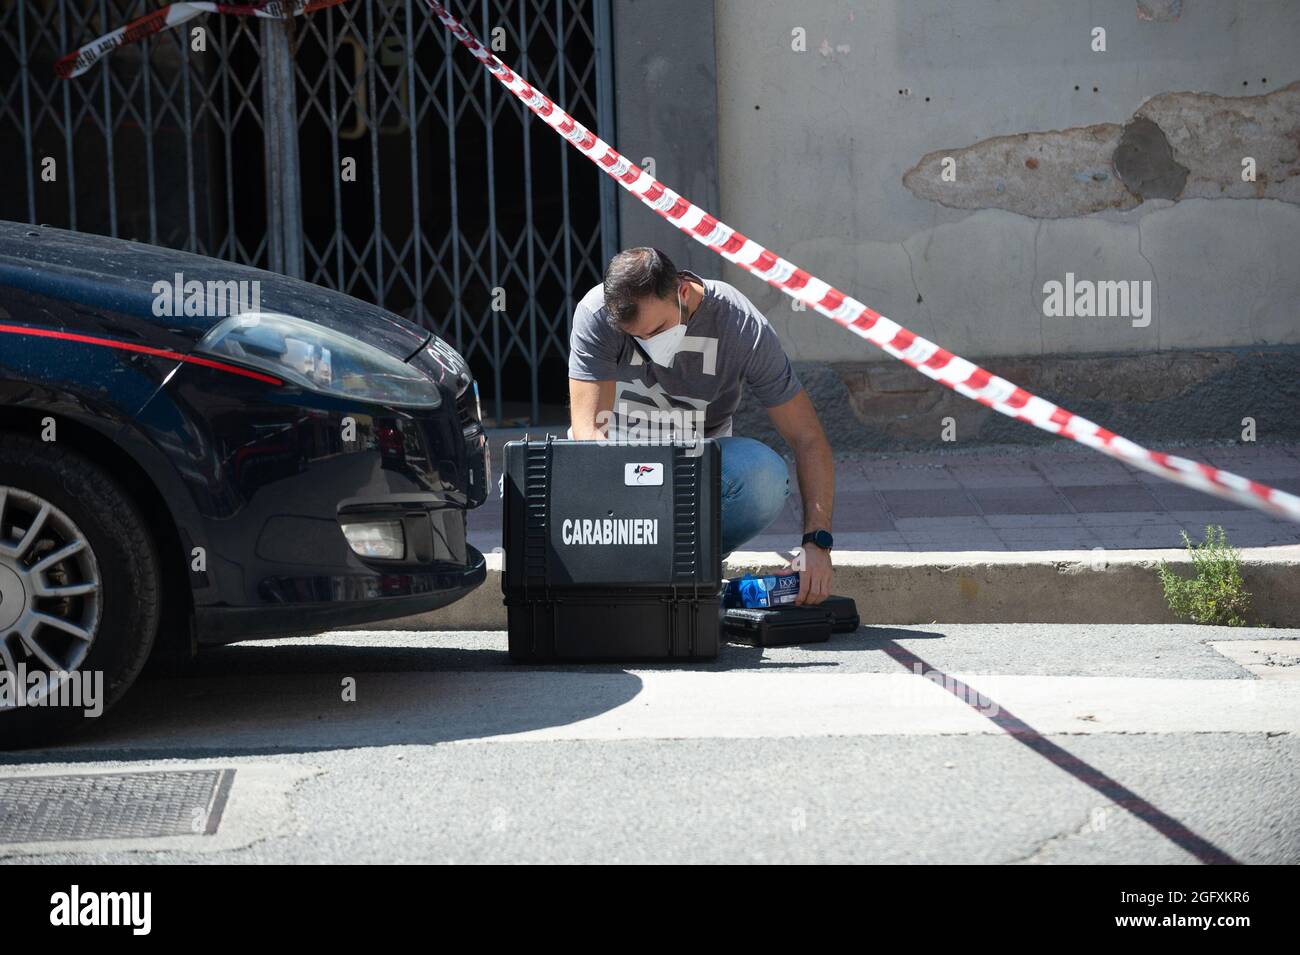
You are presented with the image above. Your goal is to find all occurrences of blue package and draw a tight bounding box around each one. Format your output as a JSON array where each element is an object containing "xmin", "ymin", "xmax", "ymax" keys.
[{"xmin": 725, "ymin": 573, "xmax": 801, "ymax": 608}]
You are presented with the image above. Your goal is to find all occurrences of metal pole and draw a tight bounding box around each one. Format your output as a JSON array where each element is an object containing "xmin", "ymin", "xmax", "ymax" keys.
[
  {"xmin": 592, "ymin": 0, "xmax": 619, "ymax": 266},
  {"xmin": 326, "ymin": 7, "xmax": 344, "ymax": 287},
  {"xmin": 261, "ymin": 14, "xmax": 304, "ymax": 278},
  {"xmin": 141, "ymin": 34, "xmax": 158, "ymax": 245},
  {"xmin": 98, "ymin": 0, "xmax": 118, "ymax": 237},
  {"xmin": 57, "ymin": 3, "xmax": 77, "ymax": 231},
  {"xmin": 481, "ymin": 0, "xmax": 502, "ymax": 427},
  {"xmin": 404, "ymin": 0, "xmax": 426, "ymax": 325},
  {"xmin": 218, "ymin": 17, "xmax": 239, "ymax": 261},
  {"xmin": 260, "ymin": 18, "xmax": 284, "ymax": 272},
  {"xmin": 442, "ymin": 6, "xmax": 465, "ymax": 356},
  {"xmin": 555, "ymin": 0, "xmax": 575, "ymax": 338},
  {"xmin": 17, "ymin": 1, "xmax": 35, "ymax": 224},
  {"xmin": 180, "ymin": 26, "xmax": 198, "ymax": 252},
  {"xmin": 364, "ymin": 0, "xmax": 384, "ymax": 300},
  {"xmin": 518, "ymin": 2, "xmax": 539, "ymax": 423}
]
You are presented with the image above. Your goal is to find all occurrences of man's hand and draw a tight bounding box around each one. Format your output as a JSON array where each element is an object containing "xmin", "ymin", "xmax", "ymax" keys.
[
  {"xmin": 569, "ymin": 378, "xmax": 615, "ymax": 440},
  {"xmin": 767, "ymin": 391, "xmax": 835, "ymax": 606},
  {"xmin": 795, "ymin": 544, "xmax": 833, "ymax": 605}
]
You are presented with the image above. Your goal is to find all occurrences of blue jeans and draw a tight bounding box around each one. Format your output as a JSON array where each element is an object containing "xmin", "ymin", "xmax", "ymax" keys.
[{"xmin": 718, "ymin": 437, "xmax": 790, "ymax": 554}]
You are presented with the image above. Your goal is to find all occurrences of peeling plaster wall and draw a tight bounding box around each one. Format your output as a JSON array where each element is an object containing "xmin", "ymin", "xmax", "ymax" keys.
[
  {"xmin": 902, "ymin": 83, "xmax": 1300, "ymax": 215},
  {"xmin": 712, "ymin": 0, "xmax": 1300, "ymax": 373}
]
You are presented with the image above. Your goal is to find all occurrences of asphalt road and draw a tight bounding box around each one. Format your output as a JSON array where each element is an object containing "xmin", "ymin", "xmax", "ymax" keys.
[{"xmin": 2, "ymin": 624, "xmax": 1297, "ymax": 864}]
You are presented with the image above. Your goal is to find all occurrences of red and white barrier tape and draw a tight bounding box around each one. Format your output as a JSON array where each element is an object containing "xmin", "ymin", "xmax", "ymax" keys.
[
  {"xmin": 424, "ymin": 0, "xmax": 1300, "ymax": 525},
  {"xmin": 55, "ymin": 0, "xmax": 346, "ymax": 80}
]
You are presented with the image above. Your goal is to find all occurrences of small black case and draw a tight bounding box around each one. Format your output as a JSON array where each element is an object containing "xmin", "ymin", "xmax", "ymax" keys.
[
  {"xmin": 821, "ymin": 595, "xmax": 860, "ymax": 633},
  {"xmin": 721, "ymin": 606, "xmax": 834, "ymax": 647}
]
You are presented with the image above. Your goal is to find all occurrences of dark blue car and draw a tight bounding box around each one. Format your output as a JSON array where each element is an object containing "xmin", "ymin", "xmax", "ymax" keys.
[{"xmin": 0, "ymin": 222, "xmax": 488, "ymax": 745}]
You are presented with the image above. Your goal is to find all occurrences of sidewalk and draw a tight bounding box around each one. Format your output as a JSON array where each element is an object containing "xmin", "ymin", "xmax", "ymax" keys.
[
  {"xmin": 468, "ymin": 437, "xmax": 1300, "ymax": 555},
  {"xmin": 387, "ymin": 437, "xmax": 1300, "ymax": 630}
]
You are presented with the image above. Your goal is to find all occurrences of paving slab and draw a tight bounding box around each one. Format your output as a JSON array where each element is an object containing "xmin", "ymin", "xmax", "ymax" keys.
[{"xmin": 470, "ymin": 436, "xmax": 1300, "ymax": 554}]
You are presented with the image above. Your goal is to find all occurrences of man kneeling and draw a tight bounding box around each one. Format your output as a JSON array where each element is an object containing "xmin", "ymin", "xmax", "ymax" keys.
[{"xmin": 567, "ymin": 247, "xmax": 835, "ymax": 605}]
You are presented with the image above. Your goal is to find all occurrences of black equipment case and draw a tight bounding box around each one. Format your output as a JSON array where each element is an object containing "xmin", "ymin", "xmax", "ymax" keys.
[
  {"xmin": 821, "ymin": 595, "xmax": 861, "ymax": 633},
  {"xmin": 721, "ymin": 606, "xmax": 834, "ymax": 647},
  {"xmin": 502, "ymin": 436, "xmax": 722, "ymax": 662}
]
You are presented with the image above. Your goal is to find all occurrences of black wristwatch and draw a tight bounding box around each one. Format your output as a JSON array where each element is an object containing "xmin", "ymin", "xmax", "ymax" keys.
[{"xmin": 802, "ymin": 530, "xmax": 833, "ymax": 551}]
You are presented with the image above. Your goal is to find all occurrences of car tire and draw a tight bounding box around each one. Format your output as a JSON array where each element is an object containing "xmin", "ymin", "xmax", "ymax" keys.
[{"xmin": 0, "ymin": 433, "xmax": 161, "ymax": 749}]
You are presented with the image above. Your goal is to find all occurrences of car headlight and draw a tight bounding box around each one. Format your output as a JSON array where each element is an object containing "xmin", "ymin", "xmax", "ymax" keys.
[{"xmin": 197, "ymin": 312, "xmax": 440, "ymax": 408}]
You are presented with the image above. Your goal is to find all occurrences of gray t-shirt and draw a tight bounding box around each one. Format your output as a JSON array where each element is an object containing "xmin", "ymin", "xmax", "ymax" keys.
[{"xmin": 568, "ymin": 271, "xmax": 801, "ymax": 439}]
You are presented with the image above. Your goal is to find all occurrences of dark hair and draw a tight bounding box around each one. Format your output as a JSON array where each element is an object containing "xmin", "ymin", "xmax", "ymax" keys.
[{"xmin": 602, "ymin": 247, "xmax": 679, "ymax": 326}]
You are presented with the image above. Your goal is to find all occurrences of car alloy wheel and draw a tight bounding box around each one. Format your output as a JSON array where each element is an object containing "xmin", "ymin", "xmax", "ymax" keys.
[{"xmin": 0, "ymin": 486, "xmax": 102, "ymax": 704}]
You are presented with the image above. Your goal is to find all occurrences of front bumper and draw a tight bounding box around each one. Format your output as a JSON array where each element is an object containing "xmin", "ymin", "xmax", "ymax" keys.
[
  {"xmin": 194, "ymin": 544, "xmax": 487, "ymax": 643},
  {"xmin": 141, "ymin": 356, "xmax": 490, "ymax": 644}
]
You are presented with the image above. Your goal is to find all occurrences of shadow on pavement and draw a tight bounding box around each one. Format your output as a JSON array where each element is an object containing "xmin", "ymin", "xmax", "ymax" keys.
[
  {"xmin": 3, "ymin": 629, "xmax": 935, "ymax": 762},
  {"xmin": 873, "ymin": 638, "xmax": 1240, "ymax": 865}
]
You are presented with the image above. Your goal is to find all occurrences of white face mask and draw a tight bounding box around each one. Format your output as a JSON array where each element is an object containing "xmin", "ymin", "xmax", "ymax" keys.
[{"xmin": 635, "ymin": 286, "xmax": 688, "ymax": 367}]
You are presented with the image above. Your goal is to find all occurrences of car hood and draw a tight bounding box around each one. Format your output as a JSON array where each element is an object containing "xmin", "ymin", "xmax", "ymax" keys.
[{"xmin": 0, "ymin": 221, "xmax": 430, "ymax": 361}]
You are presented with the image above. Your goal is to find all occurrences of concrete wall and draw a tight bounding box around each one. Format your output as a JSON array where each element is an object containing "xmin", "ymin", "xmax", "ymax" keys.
[
  {"xmin": 606, "ymin": 1, "xmax": 1300, "ymax": 447},
  {"xmin": 712, "ymin": 0, "xmax": 1300, "ymax": 365},
  {"xmin": 611, "ymin": 0, "xmax": 720, "ymax": 276}
]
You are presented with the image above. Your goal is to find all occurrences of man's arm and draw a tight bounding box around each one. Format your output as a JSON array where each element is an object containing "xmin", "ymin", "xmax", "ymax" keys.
[
  {"xmin": 569, "ymin": 378, "xmax": 616, "ymax": 440},
  {"xmin": 766, "ymin": 389, "xmax": 834, "ymax": 605}
]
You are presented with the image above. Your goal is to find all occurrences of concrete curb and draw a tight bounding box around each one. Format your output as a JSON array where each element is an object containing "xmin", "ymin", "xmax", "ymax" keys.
[{"xmin": 348, "ymin": 545, "xmax": 1300, "ymax": 630}]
